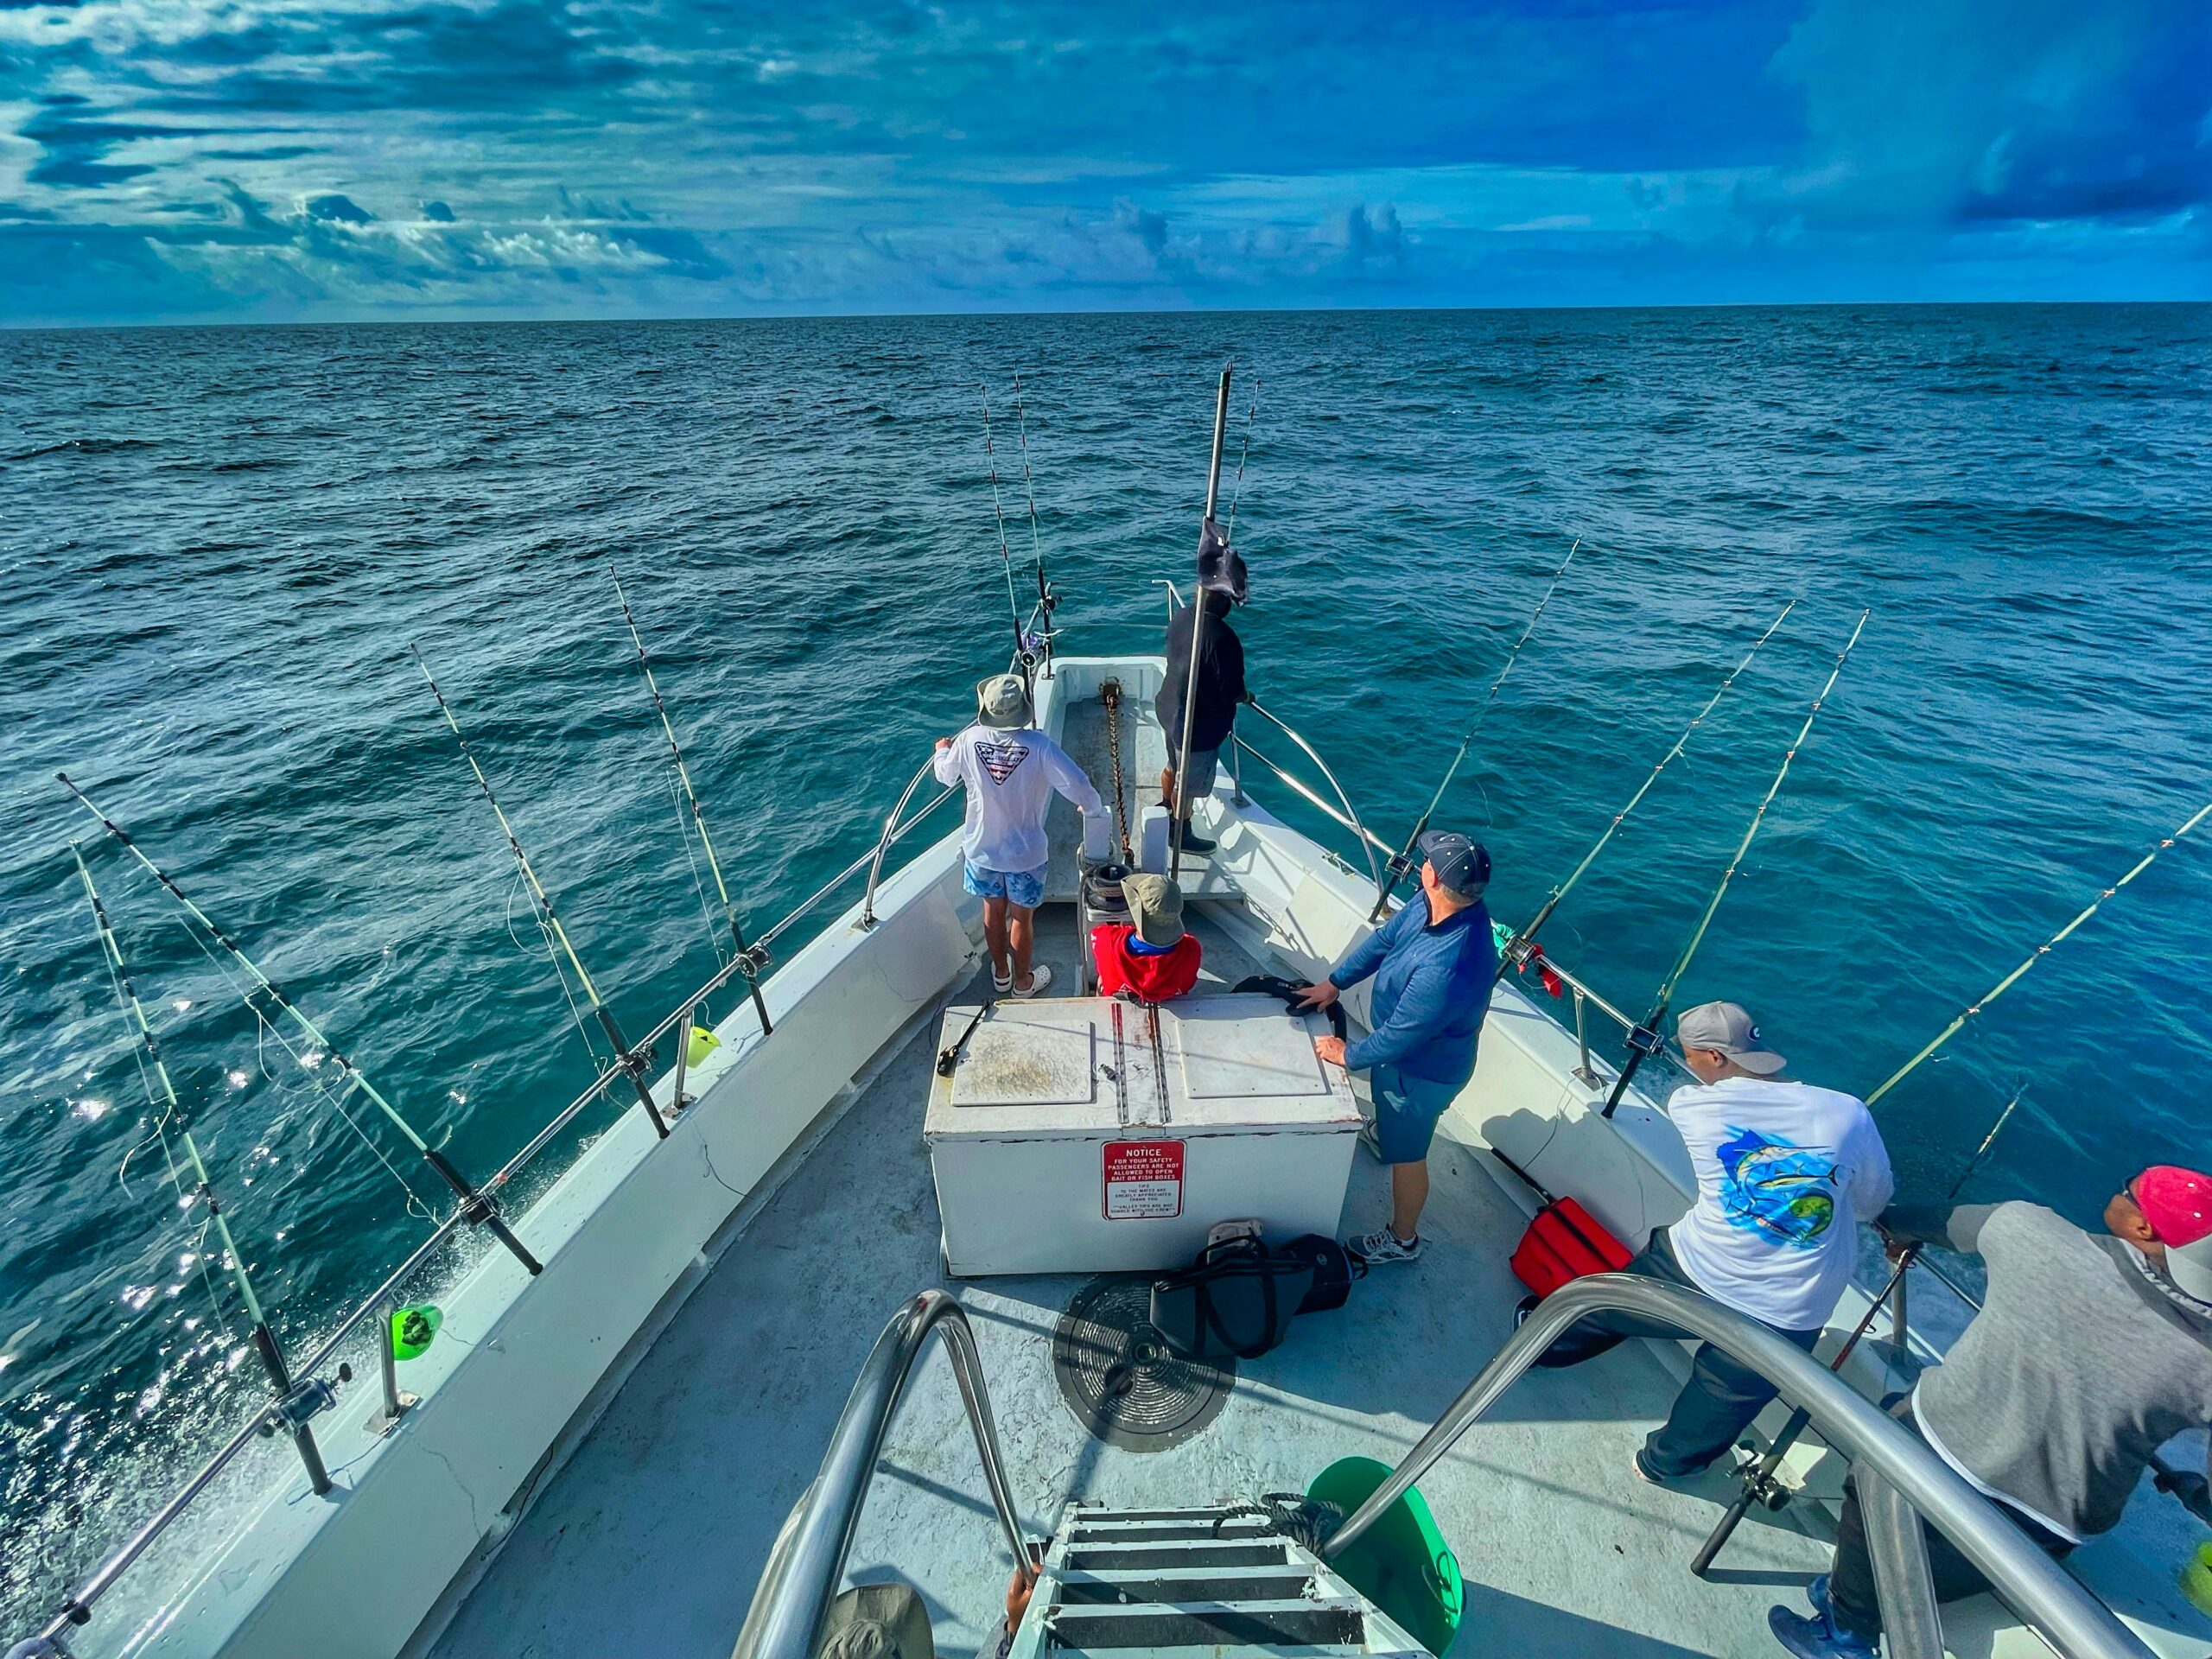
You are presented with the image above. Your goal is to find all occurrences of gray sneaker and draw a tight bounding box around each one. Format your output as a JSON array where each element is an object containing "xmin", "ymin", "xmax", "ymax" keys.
[{"xmin": 1353, "ymin": 1226, "xmax": 1422, "ymax": 1264}]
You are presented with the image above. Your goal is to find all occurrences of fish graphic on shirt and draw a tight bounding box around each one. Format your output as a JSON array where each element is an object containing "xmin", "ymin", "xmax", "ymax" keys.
[
  {"xmin": 1714, "ymin": 1126, "xmax": 1839, "ymax": 1248},
  {"xmin": 975, "ymin": 738, "xmax": 1031, "ymax": 785}
]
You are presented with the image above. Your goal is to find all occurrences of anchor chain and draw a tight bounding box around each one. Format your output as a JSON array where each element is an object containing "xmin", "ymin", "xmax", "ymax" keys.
[{"xmin": 1099, "ymin": 679, "xmax": 1135, "ymax": 865}]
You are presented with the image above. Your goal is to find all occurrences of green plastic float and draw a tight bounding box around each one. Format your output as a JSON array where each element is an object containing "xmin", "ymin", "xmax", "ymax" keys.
[{"xmin": 1308, "ymin": 1455, "xmax": 1464, "ymax": 1656}]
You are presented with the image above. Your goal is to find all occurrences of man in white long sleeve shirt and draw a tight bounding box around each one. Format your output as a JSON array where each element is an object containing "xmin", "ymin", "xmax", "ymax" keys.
[
  {"xmin": 933, "ymin": 674, "xmax": 1103, "ymax": 997},
  {"xmin": 1529, "ymin": 1001, "xmax": 1893, "ymax": 1481}
]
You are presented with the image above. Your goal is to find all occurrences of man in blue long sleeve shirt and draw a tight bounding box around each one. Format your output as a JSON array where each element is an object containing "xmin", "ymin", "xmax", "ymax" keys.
[{"xmin": 1296, "ymin": 830, "xmax": 1496, "ymax": 1264}]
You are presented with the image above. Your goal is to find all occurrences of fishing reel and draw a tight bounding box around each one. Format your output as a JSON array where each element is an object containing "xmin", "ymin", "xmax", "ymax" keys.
[{"xmin": 257, "ymin": 1364, "xmax": 353, "ymax": 1439}]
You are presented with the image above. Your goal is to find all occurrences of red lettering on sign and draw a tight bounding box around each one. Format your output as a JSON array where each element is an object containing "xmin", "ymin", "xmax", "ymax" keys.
[{"xmin": 1103, "ymin": 1139, "xmax": 1185, "ymax": 1220}]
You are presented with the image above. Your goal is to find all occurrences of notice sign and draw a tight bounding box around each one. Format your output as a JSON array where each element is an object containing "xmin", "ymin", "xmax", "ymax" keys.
[{"xmin": 1102, "ymin": 1139, "xmax": 1184, "ymax": 1220}]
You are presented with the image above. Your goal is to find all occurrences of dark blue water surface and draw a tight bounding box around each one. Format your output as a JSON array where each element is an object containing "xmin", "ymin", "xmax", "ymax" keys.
[{"xmin": 2, "ymin": 307, "xmax": 2209, "ymax": 1631}]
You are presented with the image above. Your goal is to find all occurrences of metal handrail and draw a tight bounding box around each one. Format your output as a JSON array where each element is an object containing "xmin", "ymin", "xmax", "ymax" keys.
[
  {"xmin": 731, "ymin": 1290, "xmax": 1030, "ymax": 1659},
  {"xmin": 1237, "ymin": 699, "xmax": 1384, "ymax": 893},
  {"xmin": 863, "ymin": 756, "xmax": 951, "ymax": 927},
  {"xmin": 1325, "ymin": 1274, "xmax": 2152, "ymax": 1659},
  {"xmin": 28, "ymin": 770, "xmax": 967, "ymax": 1648}
]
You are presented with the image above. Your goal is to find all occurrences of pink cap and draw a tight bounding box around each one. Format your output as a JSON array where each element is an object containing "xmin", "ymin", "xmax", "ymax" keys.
[{"xmin": 2135, "ymin": 1166, "xmax": 2212, "ymax": 1249}]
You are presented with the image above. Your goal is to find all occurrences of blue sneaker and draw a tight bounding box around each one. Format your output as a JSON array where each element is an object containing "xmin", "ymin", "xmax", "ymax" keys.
[{"xmin": 1766, "ymin": 1589, "xmax": 1875, "ymax": 1659}]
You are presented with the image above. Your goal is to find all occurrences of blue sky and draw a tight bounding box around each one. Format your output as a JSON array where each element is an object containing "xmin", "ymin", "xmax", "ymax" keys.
[{"xmin": 2, "ymin": 0, "xmax": 2207, "ymax": 325}]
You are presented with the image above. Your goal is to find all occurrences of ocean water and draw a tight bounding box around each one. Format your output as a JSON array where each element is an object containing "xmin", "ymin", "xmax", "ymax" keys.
[{"xmin": 2, "ymin": 305, "xmax": 2209, "ymax": 1637}]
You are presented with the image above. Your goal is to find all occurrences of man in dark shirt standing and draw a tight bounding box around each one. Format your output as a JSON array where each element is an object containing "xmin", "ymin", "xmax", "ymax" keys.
[{"xmin": 1155, "ymin": 586, "xmax": 1248, "ymax": 856}]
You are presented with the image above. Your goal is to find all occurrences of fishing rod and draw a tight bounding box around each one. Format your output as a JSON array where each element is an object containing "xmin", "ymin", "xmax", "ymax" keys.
[
  {"xmin": 1864, "ymin": 793, "xmax": 2212, "ymax": 1107},
  {"xmin": 1169, "ymin": 361, "xmax": 1234, "ymax": 887},
  {"xmin": 1599, "ymin": 609, "xmax": 1870, "ymax": 1120},
  {"xmin": 1222, "ymin": 376, "xmax": 1261, "ymax": 545},
  {"xmin": 410, "ymin": 646, "xmax": 672, "ymax": 1139},
  {"xmin": 1010, "ymin": 375, "xmax": 1056, "ymax": 679},
  {"xmin": 608, "ymin": 565, "xmax": 773, "ymax": 1038},
  {"xmin": 978, "ymin": 385, "xmax": 1031, "ymax": 688},
  {"xmin": 1691, "ymin": 1083, "xmax": 2024, "ymax": 1576},
  {"xmin": 1493, "ymin": 600, "xmax": 1797, "ymax": 986},
  {"xmin": 58, "ymin": 772, "xmax": 543, "ymax": 1274},
  {"xmin": 70, "ymin": 844, "xmax": 348, "ymax": 1495},
  {"xmin": 1370, "ymin": 538, "xmax": 1581, "ymax": 922}
]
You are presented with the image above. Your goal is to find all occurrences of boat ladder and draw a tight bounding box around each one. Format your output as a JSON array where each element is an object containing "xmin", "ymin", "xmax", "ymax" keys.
[{"xmin": 1008, "ymin": 1501, "xmax": 1428, "ymax": 1659}]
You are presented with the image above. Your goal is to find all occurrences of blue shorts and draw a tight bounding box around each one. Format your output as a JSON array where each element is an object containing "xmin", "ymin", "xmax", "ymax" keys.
[
  {"xmin": 963, "ymin": 861, "xmax": 1046, "ymax": 909},
  {"xmin": 1370, "ymin": 1065, "xmax": 1461, "ymax": 1164}
]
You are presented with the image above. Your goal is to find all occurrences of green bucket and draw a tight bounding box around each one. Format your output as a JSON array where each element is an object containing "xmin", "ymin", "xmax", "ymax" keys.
[{"xmin": 1308, "ymin": 1456, "xmax": 1464, "ymax": 1656}]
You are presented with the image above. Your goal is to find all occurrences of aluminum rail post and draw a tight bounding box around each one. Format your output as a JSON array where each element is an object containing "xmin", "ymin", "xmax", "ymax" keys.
[
  {"xmin": 732, "ymin": 1290, "xmax": 1032, "ymax": 1659},
  {"xmin": 1323, "ymin": 1274, "xmax": 2151, "ymax": 1659}
]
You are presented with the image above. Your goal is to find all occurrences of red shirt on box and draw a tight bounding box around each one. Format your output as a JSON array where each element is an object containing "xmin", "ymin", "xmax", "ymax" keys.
[{"xmin": 1092, "ymin": 925, "xmax": 1201, "ymax": 1002}]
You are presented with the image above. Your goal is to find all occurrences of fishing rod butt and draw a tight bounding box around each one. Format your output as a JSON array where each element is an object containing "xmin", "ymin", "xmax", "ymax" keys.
[{"xmin": 424, "ymin": 1147, "xmax": 543, "ymax": 1274}]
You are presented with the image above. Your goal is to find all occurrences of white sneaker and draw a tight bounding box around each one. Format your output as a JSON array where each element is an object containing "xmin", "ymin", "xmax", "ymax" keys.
[
  {"xmin": 1013, "ymin": 963, "xmax": 1053, "ymax": 998},
  {"xmin": 1352, "ymin": 1226, "xmax": 1422, "ymax": 1264}
]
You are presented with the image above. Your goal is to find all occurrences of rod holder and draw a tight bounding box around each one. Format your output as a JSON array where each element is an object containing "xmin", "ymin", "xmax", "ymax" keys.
[
  {"xmin": 375, "ymin": 1308, "xmax": 416, "ymax": 1436},
  {"xmin": 1570, "ymin": 988, "xmax": 1599, "ymax": 1089}
]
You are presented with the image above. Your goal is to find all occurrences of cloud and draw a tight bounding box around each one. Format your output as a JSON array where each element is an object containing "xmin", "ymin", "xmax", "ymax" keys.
[
  {"xmin": 1768, "ymin": 0, "xmax": 2212, "ymax": 228},
  {"xmin": 0, "ymin": 0, "xmax": 2206, "ymax": 323},
  {"xmin": 303, "ymin": 192, "xmax": 374, "ymax": 225}
]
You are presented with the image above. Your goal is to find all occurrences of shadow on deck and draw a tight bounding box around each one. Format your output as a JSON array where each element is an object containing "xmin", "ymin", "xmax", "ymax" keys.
[{"xmin": 426, "ymin": 906, "xmax": 1830, "ymax": 1659}]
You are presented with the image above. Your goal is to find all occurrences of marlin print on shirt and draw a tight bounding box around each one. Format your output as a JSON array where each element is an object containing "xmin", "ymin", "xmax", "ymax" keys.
[
  {"xmin": 1715, "ymin": 1126, "xmax": 1839, "ymax": 1248},
  {"xmin": 975, "ymin": 737, "xmax": 1032, "ymax": 785}
]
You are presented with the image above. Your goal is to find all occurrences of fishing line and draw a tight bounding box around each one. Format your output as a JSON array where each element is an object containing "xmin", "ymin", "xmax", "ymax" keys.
[
  {"xmin": 164, "ymin": 906, "xmax": 436, "ymax": 1224},
  {"xmin": 1224, "ymin": 377, "xmax": 1262, "ymax": 543},
  {"xmin": 60, "ymin": 772, "xmax": 542, "ymax": 1274},
  {"xmin": 1599, "ymin": 608, "xmax": 1871, "ymax": 1119},
  {"xmin": 70, "ymin": 844, "xmax": 318, "ymax": 1467},
  {"xmin": 1011, "ymin": 376, "xmax": 1058, "ymax": 674},
  {"xmin": 1371, "ymin": 537, "xmax": 1580, "ymax": 921},
  {"xmin": 504, "ymin": 865, "xmax": 609, "ymax": 1071},
  {"xmin": 1494, "ymin": 599, "xmax": 1797, "ymax": 984},
  {"xmin": 411, "ymin": 648, "xmax": 671, "ymax": 1140},
  {"xmin": 977, "ymin": 387, "xmax": 1029, "ymax": 679},
  {"xmin": 1865, "ymin": 793, "xmax": 2212, "ymax": 1106},
  {"xmin": 608, "ymin": 564, "xmax": 772, "ymax": 1035}
]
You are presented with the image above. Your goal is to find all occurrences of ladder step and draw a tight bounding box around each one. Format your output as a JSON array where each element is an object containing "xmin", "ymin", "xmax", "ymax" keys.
[
  {"xmin": 1046, "ymin": 1599, "xmax": 1369, "ymax": 1649},
  {"xmin": 1070, "ymin": 1522, "xmax": 1274, "ymax": 1543},
  {"xmin": 1063, "ymin": 1541, "xmax": 1291, "ymax": 1572},
  {"xmin": 1054, "ymin": 1571, "xmax": 1316, "ymax": 1606},
  {"xmin": 1061, "ymin": 1507, "xmax": 1255, "ymax": 1523}
]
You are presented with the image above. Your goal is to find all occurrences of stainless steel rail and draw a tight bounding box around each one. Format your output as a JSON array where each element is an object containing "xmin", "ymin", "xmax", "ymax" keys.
[
  {"xmin": 731, "ymin": 1290, "xmax": 1031, "ymax": 1659},
  {"xmin": 1324, "ymin": 1274, "xmax": 2152, "ymax": 1659},
  {"xmin": 28, "ymin": 771, "xmax": 967, "ymax": 1648},
  {"xmin": 1236, "ymin": 700, "xmax": 1384, "ymax": 893},
  {"xmin": 863, "ymin": 758, "xmax": 951, "ymax": 928}
]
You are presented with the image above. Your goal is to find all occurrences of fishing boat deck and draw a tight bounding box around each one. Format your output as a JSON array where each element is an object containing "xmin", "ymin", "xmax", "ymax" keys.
[{"xmin": 423, "ymin": 901, "xmax": 1835, "ymax": 1659}]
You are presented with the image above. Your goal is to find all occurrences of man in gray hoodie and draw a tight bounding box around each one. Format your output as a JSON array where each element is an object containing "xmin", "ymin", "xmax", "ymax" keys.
[{"xmin": 1768, "ymin": 1164, "xmax": 2212, "ymax": 1658}]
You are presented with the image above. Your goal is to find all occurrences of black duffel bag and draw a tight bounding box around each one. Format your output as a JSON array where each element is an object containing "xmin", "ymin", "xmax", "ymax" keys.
[
  {"xmin": 1150, "ymin": 1236, "xmax": 1314, "ymax": 1360},
  {"xmin": 1281, "ymin": 1232, "xmax": 1366, "ymax": 1313}
]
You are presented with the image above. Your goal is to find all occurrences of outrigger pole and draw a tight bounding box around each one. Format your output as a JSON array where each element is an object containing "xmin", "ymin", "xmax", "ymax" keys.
[
  {"xmin": 1598, "ymin": 609, "xmax": 1870, "ymax": 1120},
  {"xmin": 609, "ymin": 565, "xmax": 772, "ymax": 1037},
  {"xmin": 1492, "ymin": 599, "xmax": 1797, "ymax": 987},
  {"xmin": 58, "ymin": 774, "xmax": 543, "ymax": 1274},
  {"xmin": 71, "ymin": 845, "xmax": 344, "ymax": 1495},
  {"xmin": 1370, "ymin": 538, "xmax": 1581, "ymax": 922},
  {"xmin": 1010, "ymin": 375, "xmax": 1056, "ymax": 680},
  {"xmin": 1170, "ymin": 361, "xmax": 1234, "ymax": 886},
  {"xmin": 1864, "ymin": 793, "xmax": 2212, "ymax": 1107},
  {"xmin": 410, "ymin": 648, "xmax": 672, "ymax": 1139},
  {"xmin": 978, "ymin": 386, "xmax": 1032, "ymax": 688}
]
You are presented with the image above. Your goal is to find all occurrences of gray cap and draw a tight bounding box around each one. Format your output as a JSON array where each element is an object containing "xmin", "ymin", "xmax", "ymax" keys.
[
  {"xmin": 816, "ymin": 1585, "xmax": 935, "ymax": 1659},
  {"xmin": 975, "ymin": 674, "xmax": 1031, "ymax": 729},
  {"xmin": 1121, "ymin": 871, "xmax": 1185, "ymax": 947},
  {"xmin": 1675, "ymin": 1001, "xmax": 1785, "ymax": 1075},
  {"xmin": 2170, "ymin": 1236, "xmax": 2212, "ymax": 1305}
]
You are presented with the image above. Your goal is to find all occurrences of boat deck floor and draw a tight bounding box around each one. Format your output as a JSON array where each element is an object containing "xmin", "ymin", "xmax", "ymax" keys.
[{"xmin": 426, "ymin": 905, "xmax": 1831, "ymax": 1659}]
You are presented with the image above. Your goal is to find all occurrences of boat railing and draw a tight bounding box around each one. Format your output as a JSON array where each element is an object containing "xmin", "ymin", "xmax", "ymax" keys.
[
  {"xmin": 22, "ymin": 766, "xmax": 969, "ymax": 1651},
  {"xmin": 729, "ymin": 1290, "xmax": 1031, "ymax": 1659},
  {"xmin": 1330, "ymin": 1273, "xmax": 2152, "ymax": 1659},
  {"xmin": 861, "ymin": 757, "xmax": 959, "ymax": 928}
]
